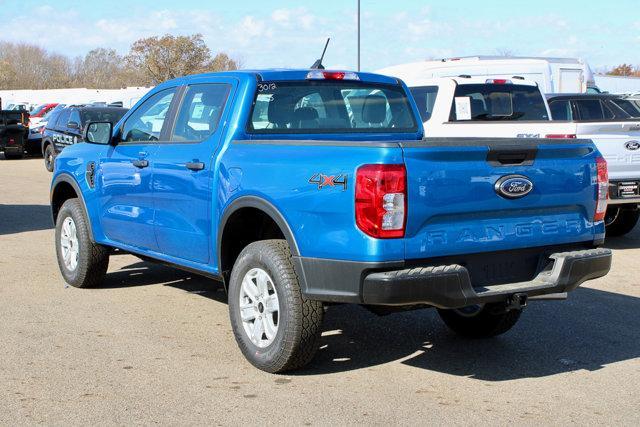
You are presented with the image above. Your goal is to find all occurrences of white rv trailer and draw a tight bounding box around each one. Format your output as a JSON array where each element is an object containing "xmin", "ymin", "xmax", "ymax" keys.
[{"xmin": 377, "ymin": 56, "xmax": 598, "ymax": 94}]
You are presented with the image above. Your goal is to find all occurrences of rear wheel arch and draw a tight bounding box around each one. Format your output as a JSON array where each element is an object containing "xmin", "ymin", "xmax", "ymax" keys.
[
  {"xmin": 51, "ymin": 175, "xmax": 95, "ymax": 241},
  {"xmin": 218, "ymin": 196, "xmax": 301, "ymax": 279}
]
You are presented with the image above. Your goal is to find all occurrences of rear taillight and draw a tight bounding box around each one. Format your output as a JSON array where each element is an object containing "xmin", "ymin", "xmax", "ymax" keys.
[
  {"xmin": 545, "ymin": 134, "xmax": 577, "ymax": 139},
  {"xmin": 594, "ymin": 157, "xmax": 608, "ymax": 222},
  {"xmin": 355, "ymin": 164, "xmax": 407, "ymax": 238}
]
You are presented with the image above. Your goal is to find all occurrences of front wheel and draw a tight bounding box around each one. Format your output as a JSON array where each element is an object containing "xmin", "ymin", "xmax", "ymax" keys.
[
  {"xmin": 605, "ymin": 207, "xmax": 639, "ymax": 237},
  {"xmin": 55, "ymin": 199, "xmax": 109, "ymax": 288},
  {"xmin": 437, "ymin": 303, "xmax": 521, "ymax": 338},
  {"xmin": 228, "ymin": 240, "xmax": 323, "ymax": 373},
  {"xmin": 44, "ymin": 144, "xmax": 55, "ymax": 172}
]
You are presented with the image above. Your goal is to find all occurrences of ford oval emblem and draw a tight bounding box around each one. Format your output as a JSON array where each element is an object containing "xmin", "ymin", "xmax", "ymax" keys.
[
  {"xmin": 495, "ymin": 175, "xmax": 534, "ymax": 199},
  {"xmin": 625, "ymin": 140, "xmax": 640, "ymax": 151}
]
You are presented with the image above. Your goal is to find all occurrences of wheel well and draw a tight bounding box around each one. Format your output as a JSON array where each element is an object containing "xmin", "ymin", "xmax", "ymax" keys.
[
  {"xmin": 220, "ymin": 207, "xmax": 285, "ymax": 276},
  {"xmin": 51, "ymin": 181, "xmax": 78, "ymax": 223}
]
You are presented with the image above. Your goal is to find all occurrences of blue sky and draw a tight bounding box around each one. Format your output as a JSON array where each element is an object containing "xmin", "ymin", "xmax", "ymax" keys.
[{"xmin": 0, "ymin": 0, "xmax": 637, "ymax": 71}]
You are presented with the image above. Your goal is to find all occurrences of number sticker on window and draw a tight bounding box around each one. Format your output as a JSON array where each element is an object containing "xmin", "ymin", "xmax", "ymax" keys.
[{"xmin": 258, "ymin": 83, "xmax": 277, "ymax": 92}]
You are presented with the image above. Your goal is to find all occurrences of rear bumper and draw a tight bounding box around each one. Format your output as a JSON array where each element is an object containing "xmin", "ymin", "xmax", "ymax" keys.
[
  {"xmin": 296, "ymin": 247, "xmax": 611, "ymax": 308},
  {"xmin": 361, "ymin": 248, "xmax": 611, "ymax": 308}
]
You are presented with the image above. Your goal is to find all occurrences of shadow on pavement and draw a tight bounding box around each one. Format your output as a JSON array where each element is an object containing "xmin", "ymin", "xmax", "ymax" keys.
[
  {"xmin": 102, "ymin": 259, "xmax": 639, "ymax": 381},
  {"xmin": 101, "ymin": 260, "xmax": 227, "ymax": 303},
  {"xmin": 299, "ymin": 287, "xmax": 640, "ymax": 380},
  {"xmin": 0, "ymin": 204, "xmax": 53, "ymax": 235},
  {"xmin": 604, "ymin": 222, "xmax": 640, "ymax": 250}
]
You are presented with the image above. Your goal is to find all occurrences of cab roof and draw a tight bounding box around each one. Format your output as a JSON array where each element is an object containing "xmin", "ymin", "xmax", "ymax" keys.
[{"xmin": 162, "ymin": 69, "xmax": 402, "ymax": 86}]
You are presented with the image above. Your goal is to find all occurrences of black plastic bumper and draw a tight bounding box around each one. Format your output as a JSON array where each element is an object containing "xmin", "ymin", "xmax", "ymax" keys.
[{"xmin": 361, "ymin": 248, "xmax": 611, "ymax": 308}]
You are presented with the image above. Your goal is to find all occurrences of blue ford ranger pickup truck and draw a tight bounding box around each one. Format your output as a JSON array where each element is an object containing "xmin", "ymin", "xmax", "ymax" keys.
[{"xmin": 50, "ymin": 69, "xmax": 612, "ymax": 373}]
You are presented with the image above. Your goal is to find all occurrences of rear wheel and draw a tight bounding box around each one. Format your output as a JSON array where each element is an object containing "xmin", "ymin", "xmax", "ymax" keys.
[
  {"xmin": 437, "ymin": 303, "xmax": 521, "ymax": 338},
  {"xmin": 44, "ymin": 144, "xmax": 55, "ymax": 172},
  {"xmin": 228, "ymin": 240, "xmax": 323, "ymax": 373},
  {"xmin": 605, "ymin": 207, "xmax": 640, "ymax": 237},
  {"xmin": 55, "ymin": 199, "xmax": 109, "ymax": 288}
]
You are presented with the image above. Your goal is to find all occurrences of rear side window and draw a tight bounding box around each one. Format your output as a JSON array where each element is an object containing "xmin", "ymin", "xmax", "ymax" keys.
[
  {"xmin": 575, "ymin": 100, "xmax": 612, "ymax": 120},
  {"xmin": 410, "ymin": 86, "xmax": 439, "ymax": 122},
  {"xmin": 549, "ymin": 100, "xmax": 572, "ymax": 120},
  {"xmin": 449, "ymin": 84, "xmax": 549, "ymax": 121},
  {"xmin": 249, "ymin": 81, "xmax": 417, "ymax": 133},
  {"xmin": 606, "ymin": 99, "xmax": 637, "ymax": 119},
  {"xmin": 171, "ymin": 84, "xmax": 230, "ymax": 142}
]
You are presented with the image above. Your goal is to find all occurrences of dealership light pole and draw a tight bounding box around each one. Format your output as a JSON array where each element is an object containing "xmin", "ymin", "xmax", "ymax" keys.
[{"xmin": 357, "ymin": 0, "xmax": 361, "ymax": 71}]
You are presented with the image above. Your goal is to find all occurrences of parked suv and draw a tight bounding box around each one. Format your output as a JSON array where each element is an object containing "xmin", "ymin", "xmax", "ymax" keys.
[
  {"xmin": 51, "ymin": 70, "xmax": 611, "ymax": 372},
  {"xmin": 42, "ymin": 105, "xmax": 128, "ymax": 171}
]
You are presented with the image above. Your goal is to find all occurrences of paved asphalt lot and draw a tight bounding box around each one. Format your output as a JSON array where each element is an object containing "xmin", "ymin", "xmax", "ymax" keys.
[{"xmin": 1, "ymin": 156, "xmax": 639, "ymax": 425}]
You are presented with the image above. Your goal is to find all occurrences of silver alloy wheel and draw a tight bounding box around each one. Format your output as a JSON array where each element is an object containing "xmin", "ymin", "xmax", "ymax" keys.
[
  {"xmin": 239, "ymin": 267, "xmax": 280, "ymax": 348},
  {"xmin": 60, "ymin": 217, "xmax": 79, "ymax": 271}
]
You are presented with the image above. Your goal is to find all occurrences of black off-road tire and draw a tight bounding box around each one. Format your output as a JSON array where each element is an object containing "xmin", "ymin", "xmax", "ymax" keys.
[
  {"xmin": 44, "ymin": 144, "xmax": 55, "ymax": 172},
  {"xmin": 3, "ymin": 150, "xmax": 24, "ymax": 160},
  {"xmin": 437, "ymin": 303, "xmax": 522, "ymax": 338},
  {"xmin": 606, "ymin": 207, "xmax": 640, "ymax": 237},
  {"xmin": 228, "ymin": 240, "xmax": 323, "ymax": 373},
  {"xmin": 55, "ymin": 198, "xmax": 109, "ymax": 288}
]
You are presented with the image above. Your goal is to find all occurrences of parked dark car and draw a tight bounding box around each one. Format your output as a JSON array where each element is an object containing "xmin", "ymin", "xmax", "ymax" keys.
[
  {"xmin": 42, "ymin": 106, "xmax": 128, "ymax": 171},
  {"xmin": 0, "ymin": 110, "xmax": 30, "ymax": 159},
  {"xmin": 546, "ymin": 93, "xmax": 640, "ymax": 121}
]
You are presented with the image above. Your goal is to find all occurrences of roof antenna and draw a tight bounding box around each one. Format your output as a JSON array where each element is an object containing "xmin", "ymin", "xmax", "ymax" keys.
[{"xmin": 311, "ymin": 38, "xmax": 330, "ymax": 70}]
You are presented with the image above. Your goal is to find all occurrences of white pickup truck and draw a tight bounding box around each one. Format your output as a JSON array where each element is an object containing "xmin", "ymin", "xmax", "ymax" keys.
[{"xmin": 395, "ymin": 76, "xmax": 640, "ymax": 236}]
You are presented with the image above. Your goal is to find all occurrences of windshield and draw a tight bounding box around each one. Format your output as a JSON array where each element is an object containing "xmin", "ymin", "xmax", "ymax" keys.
[
  {"xmin": 30, "ymin": 105, "xmax": 48, "ymax": 116},
  {"xmin": 249, "ymin": 81, "xmax": 418, "ymax": 133},
  {"xmin": 450, "ymin": 84, "xmax": 549, "ymax": 121}
]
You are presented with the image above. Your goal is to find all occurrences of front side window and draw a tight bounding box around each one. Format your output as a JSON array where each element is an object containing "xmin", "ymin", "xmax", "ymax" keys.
[
  {"xmin": 249, "ymin": 81, "xmax": 417, "ymax": 133},
  {"xmin": 121, "ymin": 88, "xmax": 176, "ymax": 142},
  {"xmin": 56, "ymin": 109, "xmax": 71, "ymax": 129},
  {"xmin": 549, "ymin": 100, "xmax": 572, "ymax": 120},
  {"xmin": 449, "ymin": 84, "xmax": 549, "ymax": 121},
  {"xmin": 69, "ymin": 109, "xmax": 81, "ymax": 126},
  {"xmin": 410, "ymin": 86, "xmax": 439, "ymax": 122},
  {"xmin": 80, "ymin": 109, "xmax": 128, "ymax": 126},
  {"xmin": 171, "ymin": 84, "xmax": 230, "ymax": 142}
]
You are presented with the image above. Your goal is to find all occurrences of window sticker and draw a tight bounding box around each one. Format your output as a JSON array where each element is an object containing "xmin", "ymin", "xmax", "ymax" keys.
[{"xmin": 454, "ymin": 96, "xmax": 472, "ymax": 120}]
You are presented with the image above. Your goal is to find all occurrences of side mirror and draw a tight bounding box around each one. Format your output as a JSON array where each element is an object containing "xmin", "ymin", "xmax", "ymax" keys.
[
  {"xmin": 67, "ymin": 121, "xmax": 80, "ymax": 129},
  {"xmin": 85, "ymin": 121, "xmax": 113, "ymax": 145}
]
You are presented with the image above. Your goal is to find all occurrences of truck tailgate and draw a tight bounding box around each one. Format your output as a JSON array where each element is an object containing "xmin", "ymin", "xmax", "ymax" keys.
[
  {"xmin": 426, "ymin": 121, "xmax": 577, "ymax": 138},
  {"xmin": 401, "ymin": 138, "xmax": 601, "ymax": 260},
  {"xmin": 575, "ymin": 121, "xmax": 640, "ymax": 180}
]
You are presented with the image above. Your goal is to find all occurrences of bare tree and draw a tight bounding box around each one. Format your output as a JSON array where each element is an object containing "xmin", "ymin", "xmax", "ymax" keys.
[{"xmin": 608, "ymin": 64, "xmax": 639, "ymax": 77}]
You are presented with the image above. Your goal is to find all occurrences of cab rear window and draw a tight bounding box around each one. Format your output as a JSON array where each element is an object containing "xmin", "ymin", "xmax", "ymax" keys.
[
  {"xmin": 248, "ymin": 81, "xmax": 418, "ymax": 133},
  {"xmin": 450, "ymin": 84, "xmax": 549, "ymax": 121}
]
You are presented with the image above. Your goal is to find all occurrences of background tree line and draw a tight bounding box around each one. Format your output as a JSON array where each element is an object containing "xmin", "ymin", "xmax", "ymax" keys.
[
  {"xmin": 607, "ymin": 64, "xmax": 640, "ymax": 77},
  {"xmin": 0, "ymin": 34, "xmax": 240, "ymax": 90}
]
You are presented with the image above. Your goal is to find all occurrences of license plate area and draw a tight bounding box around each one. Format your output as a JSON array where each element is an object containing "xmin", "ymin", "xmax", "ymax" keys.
[{"xmin": 611, "ymin": 181, "xmax": 640, "ymax": 199}]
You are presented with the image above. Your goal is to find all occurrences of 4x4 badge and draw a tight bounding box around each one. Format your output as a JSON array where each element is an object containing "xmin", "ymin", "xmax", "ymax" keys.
[{"xmin": 309, "ymin": 173, "xmax": 348, "ymax": 190}]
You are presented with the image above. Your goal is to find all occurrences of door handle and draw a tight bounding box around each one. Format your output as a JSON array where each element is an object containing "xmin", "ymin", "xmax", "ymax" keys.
[
  {"xmin": 186, "ymin": 161, "xmax": 205, "ymax": 171},
  {"xmin": 132, "ymin": 159, "xmax": 149, "ymax": 168}
]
